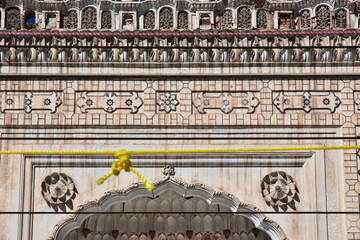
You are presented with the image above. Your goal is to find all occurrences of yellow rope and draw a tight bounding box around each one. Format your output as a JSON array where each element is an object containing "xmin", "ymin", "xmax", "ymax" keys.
[{"xmin": 1, "ymin": 145, "xmax": 360, "ymax": 192}]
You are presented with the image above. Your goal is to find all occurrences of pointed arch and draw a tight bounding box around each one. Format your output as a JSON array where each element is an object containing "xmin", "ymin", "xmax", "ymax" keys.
[{"xmin": 51, "ymin": 178, "xmax": 287, "ymax": 240}]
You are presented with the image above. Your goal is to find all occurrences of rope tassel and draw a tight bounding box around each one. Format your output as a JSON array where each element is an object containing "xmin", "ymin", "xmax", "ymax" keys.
[{"xmin": 97, "ymin": 150, "xmax": 154, "ymax": 191}]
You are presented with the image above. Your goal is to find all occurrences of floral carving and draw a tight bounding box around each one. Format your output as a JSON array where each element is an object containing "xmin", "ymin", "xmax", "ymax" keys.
[
  {"xmin": 238, "ymin": 7, "xmax": 252, "ymax": 29},
  {"xmin": 5, "ymin": 8, "xmax": 21, "ymax": 30},
  {"xmin": 41, "ymin": 172, "xmax": 78, "ymax": 212},
  {"xmin": 300, "ymin": 10, "xmax": 311, "ymax": 29},
  {"xmin": 160, "ymin": 7, "xmax": 174, "ymax": 30},
  {"xmin": 66, "ymin": 10, "xmax": 78, "ymax": 29},
  {"xmin": 256, "ymin": 10, "xmax": 267, "ymax": 29},
  {"xmin": 178, "ymin": 11, "xmax": 189, "ymax": 29},
  {"xmin": 101, "ymin": 11, "xmax": 112, "ymax": 29},
  {"xmin": 261, "ymin": 171, "xmax": 300, "ymax": 212},
  {"xmin": 163, "ymin": 165, "xmax": 176, "ymax": 178},
  {"xmin": 144, "ymin": 11, "xmax": 155, "ymax": 29},
  {"xmin": 82, "ymin": 7, "xmax": 97, "ymax": 29},
  {"xmin": 316, "ymin": 5, "xmax": 331, "ymax": 29},
  {"xmin": 156, "ymin": 93, "xmax": 179, "ymax": 113},
  {"xmin": 221, "ymin": 10, "xmax": 233, "ymax": 29}
]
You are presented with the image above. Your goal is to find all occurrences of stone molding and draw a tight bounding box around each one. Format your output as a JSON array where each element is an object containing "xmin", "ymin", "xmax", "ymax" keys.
[{"xmin": 1, "ymin": 34, "xmax": 360, "ymax": 64}]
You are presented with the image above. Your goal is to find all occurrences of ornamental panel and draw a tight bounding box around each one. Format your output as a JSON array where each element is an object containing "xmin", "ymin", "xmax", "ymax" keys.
[
  {"xmin": 300, "ymin": 10, "xmax": 311, "ymax": 29},
  {"xmin": 5, "ymin": 8, "xmax": 21, "ymax": 30},
  {"xmin": 159, "ymin": 7, "xmax": 174, "ymax": 30},
  {"xmin": 256, "ymin": 10, "xmax": 267, "ymax": 29},
  {"xmin": 144, "ymin": 11, "xmax": 155, "ymax": 29},
  {"xmin": 220, "ymin": 10, "xmax": 233, "ymax": 29},
  {"xmin": 81, "ymin": 7, "xmax": 97, "ymax": 29},
  {"xmin": 101, "ymin": 11, "xmax": 112, "ymax": 29},
  {"xmin": 0, "ymin": 91, "xmax": 62, "ymax": 114},
  {"xmin": 334, "ymin": 9, "xmax": 347, "ymax": 29},
  {"xmin": 65, "ymin": 10, "xmax": 78, "ymax": 29},
  {"xmin": 178, "ymin": 11, "xmax": 189, "ymax": 29},
  {"xmin": 75, "ymin": 92, "xmax": 144, "ymax": 114},
  {"xmin": 237, "ymin": 7, "xmax": 252, "ymax": 29},
  {"xmin": 273, "ymin": 91, "xmax": 341, "ymax": 113},
  {"xmin": 316, "ymin": 5, "xmax": 331, "ymax": 29},
  {"xmin": 192, "ymin": 92, "xmax": 260, "ymax": 114}
]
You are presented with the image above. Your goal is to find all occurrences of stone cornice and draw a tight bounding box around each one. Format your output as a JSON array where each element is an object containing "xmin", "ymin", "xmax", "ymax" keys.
[{"xmin": 0, "ymin": 31, "xmax": 360, "ymax": 64}]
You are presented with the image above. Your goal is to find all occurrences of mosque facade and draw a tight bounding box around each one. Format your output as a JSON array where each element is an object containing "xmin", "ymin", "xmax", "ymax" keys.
[{"xmin": 1, "ymin": 0, "xmax": 360, "ymax": 240}]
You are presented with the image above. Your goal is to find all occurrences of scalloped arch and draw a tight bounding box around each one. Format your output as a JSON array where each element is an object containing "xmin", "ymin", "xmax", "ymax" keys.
[{"xmin": 50, "ymin": 178, "xmax": 287, "ymax": 240}]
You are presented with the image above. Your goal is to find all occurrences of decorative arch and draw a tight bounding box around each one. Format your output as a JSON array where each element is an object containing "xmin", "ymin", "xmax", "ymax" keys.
[
  {"xmin": 177, "ymin": 10, "xmax": 189, "ymax": 29},
  {"xmin": 220, "ymin": 9, "xmax": 234, "ymax": 29},
  {"xmin": 315, "ymin": 4, "xmax": 331, "ymax": 29},
  {"xmin": 143, "ymin": 10, "xmax": 155, "ymax": 29},
  {"xmin": 299, "ymin": 9, "xmax": 311, "ymax": 29},
  {"xmin": 81, "ymin": 6, "xmax": 97, "ymax": 29},
  {"xmin": 237, "ymin": 6, "xmax": 252, "ymax": 29},
  {"xmin": 5, "ymin": 7, "xmax": 20, "ymax": 30},
  {"xmin": 334, "ymin": 8, "xmax": 347, "ymax": 29},
  {"xmin": 256, "ymin": 9, "xmax": 267, "ymax": 29},
  {"xmin": 159, "ymin": 6, "xmax": 174, "ymax": 30},
  {"xmin": 50, "ymin": 178, "xmax": 287, "ymax": 240},
  {"xmin": 101, "ymin": 10, "xmax": 112, "ymax": 29},
  {"xmin": 65, "ymin": 9, "xmax": 78, "ymax": 29}
]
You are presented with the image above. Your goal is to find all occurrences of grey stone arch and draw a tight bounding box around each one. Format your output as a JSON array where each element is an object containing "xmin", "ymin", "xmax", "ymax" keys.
[{"xmin": 51, "ymin": 178, "xmax": 287, "ymax": 240}]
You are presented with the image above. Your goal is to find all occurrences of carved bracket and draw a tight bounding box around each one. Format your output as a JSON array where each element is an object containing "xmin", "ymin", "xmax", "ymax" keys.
[
  {"xmin": 0, "ymin": 91, "xmax": 62, "ymax": 114},
  {"xmin": 76, "ymin": 92, "xmax": 144, "ymax": 114},
  {"xmin": 273, "ymin": 91, "xmax": 341, "ymax": 113},
  {"xmin": 192, "ymin": 92, "xmax": 259, "ymax": 114}
]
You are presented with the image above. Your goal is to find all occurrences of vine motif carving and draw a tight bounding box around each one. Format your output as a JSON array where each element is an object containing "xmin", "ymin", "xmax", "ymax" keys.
[
  {"xmin": 5, "ymin": 8, "xmax": 21, "ymax": 30},
  {"xmin": 221, "ymin": 10, "xmax": 233, "ymax": 29},
  {"xmin": 144, "ymin": 11, "xmax": 155, "ymax": 29},
  {"xmin": 300, "ymin": 10, "xmax": 311, "ymax": 29},
  {"xmin": 66, "ymin": 10, "xmax": 78, "ymax": 29},
  {"xmin": 316, "ymin": 5, "xmax": 331, "ymax": 29},
  {"xmin": 159, "ymin": 8, "xmax": 174, "ymax": 30},
  {"xmin": 238, "ymin": 7, "xmax": 252, "ymax": 29},
  {"xmin": 257, "ymin": 10, "xmax": 267, "ymax": 29},
  {"xmin": 178, "ymin": 11, "xmax": 189, "ymax": 29},
  {"xmin": 82, "ymin": 7, "xmax": 97, "ymax": 29},
  {"xmin": 101, "ymin": 11, "xmax": 112, "ymax": 29},
  {"xmin": 334, "ymin": 9, "xmax": 347, "ymax": 29}
]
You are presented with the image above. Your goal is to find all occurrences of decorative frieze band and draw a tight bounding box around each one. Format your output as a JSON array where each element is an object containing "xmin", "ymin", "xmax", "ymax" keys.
[{"xmin": 0, "ymin": 88, "xmax": 350, "ymax": 124}]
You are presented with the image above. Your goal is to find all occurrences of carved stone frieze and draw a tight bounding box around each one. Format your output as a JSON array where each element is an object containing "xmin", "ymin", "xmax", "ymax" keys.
[
  {"xmin": 75, "ymin": 92, "xmax": 144, "ymax": 114},
  {"xmin": 192, "ymin": 92, "xmax": 259, "ymax": 114},
  {"xmin": 0, "ymin": 34, "xmax": 359, "ymax": 64},
  {"xmin": 273, "ymin": 91, "xmax": 341, "ymax": 113},
  {"xmin": 0, "ymin": 91, "xmax": 62, "ymax": 114}
]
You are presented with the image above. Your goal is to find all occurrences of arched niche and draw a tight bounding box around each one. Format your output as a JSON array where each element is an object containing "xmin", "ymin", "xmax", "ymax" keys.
[{"xmin": 50, "ymin": 179, "xmax": 287, "ymax": 240}]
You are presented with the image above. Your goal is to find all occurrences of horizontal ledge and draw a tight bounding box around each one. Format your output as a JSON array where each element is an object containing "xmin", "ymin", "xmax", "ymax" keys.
[
  {"xmin": 30, "ymin": 152, "xmax": 312, "ymax": 167},
  {"xmin": 0, "ymin": 73, "xmax": 359, "ymax": 79}
]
